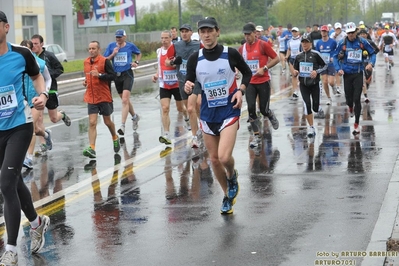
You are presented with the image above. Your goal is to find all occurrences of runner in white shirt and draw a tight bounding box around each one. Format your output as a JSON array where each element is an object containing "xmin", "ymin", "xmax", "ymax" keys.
[
  {"xmin": 330, "ymin": 22, "xmax": 346, "ymax": 94},
  {"xmin": 378, "ymin": 25, "xmax": 398, "ymax": 74}
]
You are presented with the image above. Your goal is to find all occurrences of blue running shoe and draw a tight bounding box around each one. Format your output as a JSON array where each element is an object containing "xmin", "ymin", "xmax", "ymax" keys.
[
  {"xmin": 23, "ymin": 157, "xmax": 33, "ymax": 169},
  {"xmin": 44, "ymin": 129, "xmax": 53, "ymax": 150},
  {"xmin": 220, "ymin": 196, "xmax": 233, "ymax": 214},
  {"xmin": 226, "ymin": 169, "xmax": 239, "ymax": 204}
]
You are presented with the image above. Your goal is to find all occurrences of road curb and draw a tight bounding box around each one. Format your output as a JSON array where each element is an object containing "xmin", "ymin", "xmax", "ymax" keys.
[{"xmin": 362, "ymin": 156, "xmax": 399, "ymax": 266}]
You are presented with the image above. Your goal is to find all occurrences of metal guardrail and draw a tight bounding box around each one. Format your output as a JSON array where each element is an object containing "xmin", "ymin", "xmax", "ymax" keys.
[{"xmin": 58, "ymin": 62, "xmax": 158, "ymax": 85}]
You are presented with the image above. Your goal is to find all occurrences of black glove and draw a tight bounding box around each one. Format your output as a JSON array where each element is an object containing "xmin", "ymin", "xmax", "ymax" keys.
[{"xmin": 173, "ymin": 56, "xmax": 183, "ymax": 65}]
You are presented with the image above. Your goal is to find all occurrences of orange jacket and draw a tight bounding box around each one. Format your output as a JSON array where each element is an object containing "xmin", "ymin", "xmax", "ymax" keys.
[{"xmin": 84, "ymin": 55, "xmax": 113, "ymax": 104}]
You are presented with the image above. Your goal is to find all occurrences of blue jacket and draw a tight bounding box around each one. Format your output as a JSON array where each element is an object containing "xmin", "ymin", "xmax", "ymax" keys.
[{"xmin": 333, "ymin": 37, "xmax": 376, "ymax": 74}]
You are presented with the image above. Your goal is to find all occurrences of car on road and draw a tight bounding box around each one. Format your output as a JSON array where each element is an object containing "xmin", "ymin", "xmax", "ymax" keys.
[{"xmin": 43, "ymin": 44, "xmax": 67, "ymax": 62}]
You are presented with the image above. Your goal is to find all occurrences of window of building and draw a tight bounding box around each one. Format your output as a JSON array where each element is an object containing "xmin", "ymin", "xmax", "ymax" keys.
[
  {"xmin": 22, "ymin": 16, "xmax": 38, "ymax": 40},
  {"xmin": 53, "ymin": 15, "xmax": 66, "ymax": 50}
]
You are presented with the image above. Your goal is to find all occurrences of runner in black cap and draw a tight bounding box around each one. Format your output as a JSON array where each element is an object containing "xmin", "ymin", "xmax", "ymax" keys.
[{"xmin": 184, "ymin": 17, "xmax": 252, "ymax": 214}]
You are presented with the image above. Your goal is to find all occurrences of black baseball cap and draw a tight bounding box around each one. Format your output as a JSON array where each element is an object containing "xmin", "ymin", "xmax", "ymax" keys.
[
  {"xmin": 359, "ymin": 29, "xmax": 368, "ymax": 35},
  {"xmin": 0, "ymin": 11, "xmax": 8, "ymax": 23},
  {"xmin": 301, "ymin": 34, "xmax": 312, "ymax": 43},
  {"xmin": 198, "ymin": 17, "xmax": 218, "ymax": 29},
  {"xmin": 179, "ymin": 24, "xmax": 192, "ymax": 31},
  {"xmin": 242, "ymin": 23, "xmax": 256, "ymax": 34}
]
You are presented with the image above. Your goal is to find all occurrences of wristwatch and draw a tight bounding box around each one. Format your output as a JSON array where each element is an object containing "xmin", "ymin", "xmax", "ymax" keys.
[
  {"xmin": 239, "ymin": 88, "xmax": 245, "ymax": 96},
  {"xmin": 40, "ymin": 91, "xmax": 49, "ymax": 99},
  {"xmin": 134, "ymin": 60, "xmax": 140, "ymax": 64},
  {"xmin": 263, "ymin": 65, "xmax": 268, "ymax": 71}
]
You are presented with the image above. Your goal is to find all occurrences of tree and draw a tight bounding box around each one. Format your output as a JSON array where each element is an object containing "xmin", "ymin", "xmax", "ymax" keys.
[{"xmin": 72, "ymin": 0, "xmax": 91, "ymax": 13}]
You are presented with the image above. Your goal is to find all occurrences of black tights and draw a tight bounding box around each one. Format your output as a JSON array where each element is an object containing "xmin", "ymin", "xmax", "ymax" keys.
[
  {"xmin": 246, "ymin": 81, "xmax": 272, "ymax": 133},
  {"xmin": 0, "ymin": 123, "xmax": 38, "ymax": 246},
  {"xmin": 343, "ymin": 72, "xmax": 363, "ymax": 124}
]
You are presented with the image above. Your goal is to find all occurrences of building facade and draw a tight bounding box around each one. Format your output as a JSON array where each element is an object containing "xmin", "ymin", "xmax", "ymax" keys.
[{"xmin": 0, "ymin": 0, "xmax": 75, "ymax": 58}]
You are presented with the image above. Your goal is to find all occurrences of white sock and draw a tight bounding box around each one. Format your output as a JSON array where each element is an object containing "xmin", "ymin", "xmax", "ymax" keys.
[
  {"xmin": 5, "ymin": 244, "xmax": 17, "ymax": 253},
  {"xmin": 27, "ymin": 153, "xmax": 33, "ymax": 160},
  {"xmin": 30, "ymin": 215, "xmax": 40, "ymax": 229}
]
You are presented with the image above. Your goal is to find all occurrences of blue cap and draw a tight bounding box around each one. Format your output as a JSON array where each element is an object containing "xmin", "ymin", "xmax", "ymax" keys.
[{"xmin": 115, "ymin": 29, "xmax": 126, "ymax": 37}]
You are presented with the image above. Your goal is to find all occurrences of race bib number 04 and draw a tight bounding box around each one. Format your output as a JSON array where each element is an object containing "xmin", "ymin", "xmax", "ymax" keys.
[{"xmin": 0, "ymin": 85, "xmax": 18, "ymax": 119}]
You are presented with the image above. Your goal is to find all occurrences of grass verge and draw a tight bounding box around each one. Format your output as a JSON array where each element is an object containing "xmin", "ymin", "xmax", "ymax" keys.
[{"xmin": 62, "ymin": 51, "xmax": 157, "ymax": 73}]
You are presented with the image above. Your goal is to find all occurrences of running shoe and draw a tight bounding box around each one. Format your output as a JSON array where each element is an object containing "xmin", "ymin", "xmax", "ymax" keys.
[
  {"xmin": 267, "ymin": 110, "xmax": 279, "ymax": 130},
  {"xmin": 249, "ymin": 134, "xmax": 261, "ymax": 148},
  {"xmin": 220, "ymin": 196, "xmax": 233, "ymax": 214},
  {"xmin": 117, "ymin": 125, "xmax": 125, "ymax": 136},
  {"xmin": 191, "ymin": 136, "xmax": 199, "ymax": 148},
  {"xmin": 159, "ymin": 135, "xmax": 172, "ymax": 145},
  {"xmin": 30, "ymin": 215, "xmax": 50, "ymax": 254},
  {"xmin": 0, "ymin": 250, "xmax": 18, "ymax": 265},
  {"xmin": 307, "ymin": 126, "xmax": 316, "ymax": 138},
  {"xmin": 332, "ymin": 86, "xmax": 337, "ymax": 95},
  {"xmin": 44, "ymin": 129, "xmax": 53, "ymax": 150},
  {"xmin": 113, "ymin": 137, "xmax": 121, "ymax": 153},
  {"xmin": 349, "ymin": 107, "xmax": 354, "ymax": 118},
  {"xmin": 314, "ymin": 109, "xmax": 325, "ymax": 119},
  {"xmin": 83, "ymin": 146, "xmax": 96, "ymax": 158},
  {"xmin": 23, "ymin": 157, "xmax": 33, "ymax": 169},
  {"xmin": 226, "ymin": 169, "xmax": 239, "ymax": 203},
  {"xmin": 352, "ymin": 123, "xmax": 360, "ymax": 135},
  {"xmin": 60, "ymin": 110, "xmax": 71, "ymax": 126},
  {"xmin": 132, "ymin": 114, "xmax": 140, "ymax": 131},
  {"xmin": 291, "ymin": 92, "xmax": 299, "ymax": 100},
  {"xmin": 326, "ymin": 98, "xmax": 332, "ymax": 105},
  {"xmin": 185, "ymin": 118, "xmax": 191, "ymax": 131},
  {"xmin": 336, "ymin": 86, "xmax": 342, "ymax": 95}
]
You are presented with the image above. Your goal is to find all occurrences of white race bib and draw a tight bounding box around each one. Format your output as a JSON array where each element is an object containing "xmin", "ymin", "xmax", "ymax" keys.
[
  {"xmin": 291, "ymin": 48, "xmax": 299, "ymax": 57},
  {"xmin": 246, "ymin": 60, "xmax": 259, "ymax": 74},
  {"xmin": 299, "ymin": 62, "xmax": 313, "ymax": 77},
  {"xmin": 321, "ymin": 52, "xmax": 330, "ymax": 64},
  {"xmin": 204, "ymin": 79, "xmax": 229, "ymax": 108},
  {"xmin": 0, "ymin": 85, "xmax": 18, "ymax": 119},
  {"xmin": 114, "ymin": 52, "xmax": 128, "ymax": 66},
  {"xmin": 163, "ymin": 70, "xmax": 178, "ymax": 85},
  {"xmin": 179, "ymin": 59, "xmax": 187, "ymax": 76},
  {"xmin": 347, "ymin": 50, "xmax": 362, "ymax": 63}
]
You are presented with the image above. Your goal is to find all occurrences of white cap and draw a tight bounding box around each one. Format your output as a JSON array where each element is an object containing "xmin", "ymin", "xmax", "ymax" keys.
[
  {"xmin": 255, "ymin": 25, "xmax": 264, "ymax": 31},
  {"xmin": 334, "ymin": 22, "xmax": 342, "ymax": 29},
  {"xmin": 328, "ymin": 24, "xmax": 332, "ymax": 27},
  {"xmin": 292, "ymin": 27, "xmax": 299, "ymax": 32},
  {"xmin": 346, "ymin": 22, "xmax": 357, "ymax": 33},
  {"xmin": 359, "ymin": 20, "xmax": 364, "ymax": 25}
]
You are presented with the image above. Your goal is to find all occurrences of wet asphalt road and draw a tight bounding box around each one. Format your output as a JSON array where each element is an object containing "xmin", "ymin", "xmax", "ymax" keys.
[{"xmin": 4, "ymin": 54, "xmax": 399, "ymax": 265}]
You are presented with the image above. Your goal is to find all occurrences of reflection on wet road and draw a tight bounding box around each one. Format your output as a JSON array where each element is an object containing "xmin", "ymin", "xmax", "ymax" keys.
[{"xmin": 4, "ymin": 55, "xmax": 399, "ymax": 265}]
